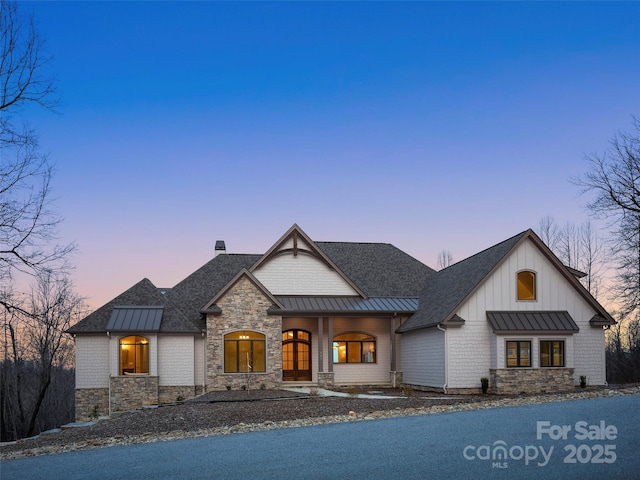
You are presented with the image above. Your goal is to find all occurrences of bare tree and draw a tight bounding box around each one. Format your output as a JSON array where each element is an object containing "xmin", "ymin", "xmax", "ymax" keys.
[
  {"xmin": 537, "ymin": 216, "xmax": 560, "ymax": 252},
  {"xmin": 574, "ymin": 118, "xmax": 640, "ymax": 318},
  {"xmin": 1, "ymin": 272, "xmax": 84, "ymax": 440},
  {"xmin": 536, "ymin": 217, "xmax": 606, "ymax": 298},
  {"xmin": 0, "ymin": 1, "xmax": 80, "ymax": 441},
  {"xmin": 1, "ymin": 0, "xmax": 71, "ymax": 315},
  {"xmin": 436, "ymin": 250, "xmax": 454, "ymax": 270}
]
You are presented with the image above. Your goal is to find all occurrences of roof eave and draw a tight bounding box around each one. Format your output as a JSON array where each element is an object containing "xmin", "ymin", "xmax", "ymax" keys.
[{"xmin": 590, "ymin": 315, "xmax": 616, "ymax": 327}]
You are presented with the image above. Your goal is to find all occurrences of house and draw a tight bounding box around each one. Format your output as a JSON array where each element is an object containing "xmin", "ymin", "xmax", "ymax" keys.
[{"xmin": 67, "ymin": 224, "xmax": 614, "ymax": 420}]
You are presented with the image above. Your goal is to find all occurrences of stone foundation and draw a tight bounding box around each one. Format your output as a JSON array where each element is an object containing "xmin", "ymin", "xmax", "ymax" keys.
[
  {"xmin": 75, "ymin": 388, "xmax": 109, "ymax": 421},
  {"xmin": 209, "ymin": 373, "xmax": 278, "ymax": 391},
  {"xmin": 110, "ymin": 375, "xmax": 159, "ymax": 413},
  {"xmin": 445, "ymin": 387, "xmax": 482, "ymax": 395},
  {"xmin": 490, "ymin": 368, "xmax": 575, "ymax": 394},
  {"xmin": 317, "ymin": 372, "xmax": 335, "ymax": 388},
  {"xmin": 158, "ymin": 385, "xmax": 197, "ymax": 404},
  {"xmin": 390, "ymin": 371, "xmax": 403, "ymax": 388}
]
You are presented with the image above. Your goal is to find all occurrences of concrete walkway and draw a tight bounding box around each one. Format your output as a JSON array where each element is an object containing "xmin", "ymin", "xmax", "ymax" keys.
[
  {"xmin": 282, "ymin": 387, "xmax": 459, "ymax": 400},
  {"xmin": 281, "ymin": 387, "xmax": 404, "ymax": 399}
]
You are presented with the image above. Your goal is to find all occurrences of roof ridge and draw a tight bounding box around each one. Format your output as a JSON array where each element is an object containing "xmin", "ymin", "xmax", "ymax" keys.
[
  {"xmin": 316, "ymin": 241, "xmax": 391, "ymax": 246},
  {"xmin": 440, "ymin": 230, "xmax": 529, "ymax": 271}
]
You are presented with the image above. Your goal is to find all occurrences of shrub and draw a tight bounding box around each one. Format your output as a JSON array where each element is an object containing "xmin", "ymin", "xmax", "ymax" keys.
[{"xmin": 481, "ymin": 377, "xmax": 489, "ymax": 394}]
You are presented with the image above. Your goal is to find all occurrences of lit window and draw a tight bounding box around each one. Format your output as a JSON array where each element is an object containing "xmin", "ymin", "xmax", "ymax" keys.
[
  {"xmin": 333, "ymin": 333, "xmax": 376, "ymax": 363},
  {"xmin": 506, "ymin": 340, "xmax": 531, "ymax": 368},
  {"xmin": 119, "ymin": 336, "xmax": 149, "ymax": 375},
  {"xmin": 540, "ymin": 340, "xmax": 564, "ymax": 367},
  {"xmin": 224, "ymin": 331, "xmax": 266, "ymax": 373},
  {"xmin": 517, "ymin": 271, "xmax": 536, "ymax": 300}
]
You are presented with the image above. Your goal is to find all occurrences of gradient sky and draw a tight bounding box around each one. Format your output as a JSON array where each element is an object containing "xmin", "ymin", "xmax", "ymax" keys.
[{"xmin": 22, "ymin": 1, "xmax": 640, "ymax": 310}]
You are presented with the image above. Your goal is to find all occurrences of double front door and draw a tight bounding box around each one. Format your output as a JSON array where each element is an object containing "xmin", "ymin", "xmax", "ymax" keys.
[{"xmin": 282, "ymin": 329, "xmax": 311, "ymax": 381}]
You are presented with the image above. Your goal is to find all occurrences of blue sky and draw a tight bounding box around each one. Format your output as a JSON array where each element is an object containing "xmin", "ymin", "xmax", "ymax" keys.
[{"xmin": 24, "ymin": 1, "xmax": 640, "ymax": 309}]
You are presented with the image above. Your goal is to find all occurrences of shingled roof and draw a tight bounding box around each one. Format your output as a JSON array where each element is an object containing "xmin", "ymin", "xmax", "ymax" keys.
[
  {"xmin": 68, "ymin": 238, "xmax": 434, "ymax": 334},
  {"xmin": 67, "ymin": 278, "xmax": 195, "ymax": 334},
  {"xmin": 163, "ymin": 254, "xmax": 261, "ymax": 329},
  {"xmin": 316, "ymin": 242, "xmax": 436, "ymax": 297},
  {"xmin": 397, "ymin": 229, "xmax": 616, "ymax": 333},
  {"xmin": 397, "ymin": 231, "xmax": 528, "ymax": 333}
]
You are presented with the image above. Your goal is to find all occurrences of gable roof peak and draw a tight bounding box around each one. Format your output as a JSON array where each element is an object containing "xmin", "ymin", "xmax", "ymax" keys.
[
  {"xmin": 202, "ymin": 267, "xmax": 284, "ymax": 312},
  {"xmin": 250, "ymin": 224, "xmax": 367, "ymax": 297}
]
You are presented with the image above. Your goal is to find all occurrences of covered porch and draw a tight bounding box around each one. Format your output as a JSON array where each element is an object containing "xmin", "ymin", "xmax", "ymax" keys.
[{"xmin": 273, "ymin": 296, "xmax": 418, "ymax": 387}]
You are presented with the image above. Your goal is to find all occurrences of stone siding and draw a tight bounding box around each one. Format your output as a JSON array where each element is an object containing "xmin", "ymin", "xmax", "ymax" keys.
[
  {"xmin": 317, "ymin": 372, "xmax": 334, "ymax": 388},
  {"xmin": 75, "ymin": 388, "xmax": 109, "ymax": 421},
  {"xmin": 110, "ymin": 375, "xmax": 159, "ymax": 413},
  {"xmin": 390, "ymin": 371, "xmax": 403, "ymax": 388},
  {"xmin": 158, "ymin": 385, "xmax": 197, "ymax": 404},
  {"xmin": 207, "ymin": 276, "xmax": 283, "ymax": 390},
  {"xmin": 490, "ymin": 368, "xmax": 574, "ymax": 394}
]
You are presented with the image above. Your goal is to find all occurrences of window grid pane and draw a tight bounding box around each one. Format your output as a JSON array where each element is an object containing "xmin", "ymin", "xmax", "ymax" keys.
[
  {"xmin": 540, "ymin": 340, "xmax": 564, "ymax": 367},
  {"xmin": 506, "ymin": 341, "xmax": 531, "ymax": 368}
]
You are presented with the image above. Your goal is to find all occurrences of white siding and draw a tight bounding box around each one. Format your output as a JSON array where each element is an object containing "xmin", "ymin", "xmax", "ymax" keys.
[
  {"xmin": 400, "ymin": 328, "xmax": 445, "ymax": 388},
  {"xmin": 75, "ymin": 335, "xmax": 109, "ymax": 388},
  {"xmin": 158, "ymin": 336, "xmax": 194, "ymax": 386},
  {"xmin": 332, "ymin": 317, "xmax": 391, "ymax": 384},
  {"xmin": 447, "ymin": 238, "xmax": 607, "ymax": 388},
  {"xmin": 253, "ymin": 237, "xmax": 358, "ymax": 296}
]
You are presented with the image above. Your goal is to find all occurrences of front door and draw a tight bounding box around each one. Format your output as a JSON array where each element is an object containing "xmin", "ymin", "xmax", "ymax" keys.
[{"xmin": 282, "ymin": 330, "xmax": 312, "ymax": 381}]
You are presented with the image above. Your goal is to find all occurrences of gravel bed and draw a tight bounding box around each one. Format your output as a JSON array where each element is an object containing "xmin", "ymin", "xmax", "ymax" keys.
[{"xmin": 2, "ymin": 385, "xmax": 638, "ymax": 460}]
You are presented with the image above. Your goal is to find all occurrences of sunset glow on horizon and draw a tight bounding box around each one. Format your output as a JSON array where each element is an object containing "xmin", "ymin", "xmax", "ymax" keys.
[{"xmin": 24, "ymin": 1, "xmax": 640, "ymax": 310}]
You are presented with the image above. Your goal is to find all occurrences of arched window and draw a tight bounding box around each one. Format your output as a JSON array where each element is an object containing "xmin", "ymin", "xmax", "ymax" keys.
[
  {"xmin": 333, "ymin": 333, "xmax": 376, "ymax": 363},
  {"xmin": 517, "ymin": 271, "xmax": 536, "ymax": 301},
  {"xmin": 120, "ymin": 336, "xmax": 149, "ymax": 375},
  {"xmin": 224, "ymin": 331, "xmax": 266, "ymax": 373}
]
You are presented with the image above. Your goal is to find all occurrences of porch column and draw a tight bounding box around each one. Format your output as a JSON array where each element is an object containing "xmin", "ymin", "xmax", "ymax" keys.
[
  {"xmin": 317, "ymin": 317, "xmax": 324, "ymax": 373},
  {"xmin": 327, "ymin": 317, "xmax": 333, "ymax": 373},
  {"xmin": 390, "ymin": 316, "xmax": 397, "ymax": 372}
]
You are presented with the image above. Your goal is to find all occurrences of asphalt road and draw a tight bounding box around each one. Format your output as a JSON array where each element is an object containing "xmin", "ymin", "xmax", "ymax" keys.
[{"xmin": 2, "ymin": 395, "xmax": 639, "ymax": 480}]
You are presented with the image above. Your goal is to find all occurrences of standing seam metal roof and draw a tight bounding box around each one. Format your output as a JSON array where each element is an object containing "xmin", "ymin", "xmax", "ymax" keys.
[
  {"xmin": 272, "ymin": 296, "xmax": 419, "ymax": 314},
  {"xmin": 106, "ymin": 306, "xmax": 164, "ymax": 331},
  {"xmin": 487, "ymin": 311, "xmax": 579, "ymax": 333}
]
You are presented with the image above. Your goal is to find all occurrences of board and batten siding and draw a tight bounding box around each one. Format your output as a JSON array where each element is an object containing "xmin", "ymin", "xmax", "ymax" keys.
[
  {"xmin": 447, "ymin": 238, "xmax": 607, "ymax": 389},
  {"xmin": 400, "ymin": 327, "xmax": 445, "ymax": 388},
  {"xmin": 157, "ymin": 336, "xmax": 195, "ymax": 386},
  {"xmin": 253, "ymin": 237, "xmax": 358, "ymax": 296},
  {"xmin": 332, "ymin": 317, "xmax": 391, "ymax": 384},
  {"xmin": 75, "ymin": 335, "xmax": 110, "ymax": 388}
]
